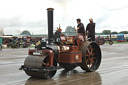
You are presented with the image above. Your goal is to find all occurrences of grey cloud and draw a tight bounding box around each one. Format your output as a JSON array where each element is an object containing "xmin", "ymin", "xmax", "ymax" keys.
[
  {"xmin": 0, "ymin": 16, "xmax": 46, "ymax": 28},
  {"xmin": 110, "ymin": 5, "xmax": 128, "ymax": 11},
  {"xmin": 52, "ymin": 0, "xmax": 73, "ymax": 4},
  {"xmin": 19, "ymin": 20, "xmax": 46, "ymax": 28},
  {"xmin": 0, "ymin": 16, "xmax": 20, "ymax": 27}
]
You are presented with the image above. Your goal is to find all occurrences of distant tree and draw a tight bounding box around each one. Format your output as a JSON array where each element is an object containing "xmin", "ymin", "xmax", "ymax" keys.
[
  {"xmin": 119, "ymin": 31, "xmax": 128, "ymax": 34},
  {"xmin": 65, "ymin": 26, "xmax": 76, "ymax": 33},
  {"xmin": 102, "ymin": 30, "xmax": 111, "ymax": 34},
  {"xmin": 111, "ymin": 31, "xmax": 118, "ymax": 34},
  {"xmin": 64, "ymin": 26, "xmax": 76, "ymax": 36},
  {"xmin": 20, "ymin": 30, "xmax": 31, "ymax": 35}
]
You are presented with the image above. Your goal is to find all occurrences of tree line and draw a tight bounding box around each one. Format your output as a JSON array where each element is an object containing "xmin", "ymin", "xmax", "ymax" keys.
[{"xmin": 96, "ymin": 30, "xmax": 128, "ymax": 35}]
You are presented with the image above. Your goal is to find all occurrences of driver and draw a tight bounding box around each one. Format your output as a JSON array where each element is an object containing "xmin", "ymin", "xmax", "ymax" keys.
[{"xmin": 76, "ymin": 18, "xmax": 85, "ymax": 36}]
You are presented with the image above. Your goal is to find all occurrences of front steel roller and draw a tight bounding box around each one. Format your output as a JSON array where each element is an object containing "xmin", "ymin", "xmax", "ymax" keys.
[
  {"xmin": 80, "ymin": 41, "xmax": 101, "ymax": 72},
  {"xmin": 24, "ymin": 55, "xmax": 57, "ymax": 79}
]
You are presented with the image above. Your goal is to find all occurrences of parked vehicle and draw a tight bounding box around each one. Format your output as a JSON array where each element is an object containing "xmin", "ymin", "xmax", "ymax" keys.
[
  {"xmin": 117, "ymin": 34, "xmax": 125, "ymax": 42},
  {"xmin": 96, "ymin": 34, "xmax": 113, "ymax": 45},
  {"xmin": 0, "ymin": 37, "xmax": 2, "ymax": 50},
  {"xmin": 10, "ymin": 41, "xmax": 20, "ymax": 48}
]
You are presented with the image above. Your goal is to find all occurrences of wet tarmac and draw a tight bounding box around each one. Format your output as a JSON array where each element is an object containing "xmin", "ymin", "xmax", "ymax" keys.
[{"xmin": 0, "ymin": 44, "xmax": 128, "ymax": 85}]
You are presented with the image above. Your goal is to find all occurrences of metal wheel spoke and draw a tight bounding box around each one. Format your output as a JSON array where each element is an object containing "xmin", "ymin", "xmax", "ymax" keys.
[
  {"xmin": 89, "ymin": 58, "xmax": 96, "ymax": 68},
  {"xmin": 86, "ymin": 53, "xmax": 89, "ymax": 57},
  {"xmin": 92, "ymin": 53, "xmax": 96, "ymax": 56},
  {"xmin": 86, "ymin": 49, "xmax": 91, "ymax": 59},
  {"xmin": 86, "ymin": 59, "xmax": 90, "ymax": 63},
  {"xmin": 89, "ymin": 45, "xmax": 92, "ymax": 50},
  {"xmin": 90, "ymin": 48, "xmax": 94, "ymax": 54},
  {"xmin": 90, "ymin": 58, "xmax": 94, "ymax": 63},
  {"xmin": 42, "ymin": 62, "xmax": 46, "ymax": 66},
  {"xmin": 86, "ymin": 58, "xmax": 93, "ymax": 68},
  {"xmin": 88, "ymin": 45, "xmax": 94, "ymax": 54},
  {"xmin": 89, "ymin": 63, "xmax": 93, "ymax": 68},
  {"xmin": 91, "ymin": 57, "xmax": 96, "ymax": 60},
  {"xmin": 88, "ymin": 45, "xmax": 92, "ymax": 51},
  {"xmin": 92, "ymin": 61, "xmax": 96, "ymax": 69},
  {"xmin": 90, "ymin": 61, "xmax": 95, "ymax": 68},
  {"xmin": 87, "ymin": 49, "xmax": 91, "ymax": 54}
]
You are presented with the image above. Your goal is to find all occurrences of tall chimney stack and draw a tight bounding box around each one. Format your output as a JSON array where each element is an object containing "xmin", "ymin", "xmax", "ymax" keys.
[{"xmin": 46, "ymin": 8, "xmax": 54, "ymax": 44}]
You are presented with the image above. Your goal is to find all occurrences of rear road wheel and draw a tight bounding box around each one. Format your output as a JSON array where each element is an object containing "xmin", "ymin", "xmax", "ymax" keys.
[{"xmin": 80, "ymin": 42, "xmax": 101, "ymax": 72}]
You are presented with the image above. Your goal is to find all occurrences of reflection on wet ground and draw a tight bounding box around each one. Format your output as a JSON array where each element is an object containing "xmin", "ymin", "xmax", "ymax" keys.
[
  {"xmin": 0, "ymin": 44, "xmax": 128, "ymax": 85},
  {"xmin": 25, "ymin": 70, "xmax": 102, "ymax": 85}
]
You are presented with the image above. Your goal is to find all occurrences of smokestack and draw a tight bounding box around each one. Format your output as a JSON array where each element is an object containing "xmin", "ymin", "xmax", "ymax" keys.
[
  {"xmin": 46, "ymin": 8, "xmax": 54, "ymax": 41},
  {"xmin": 0, "ymin": 28, "xmax": 4, "ymax": 36}
]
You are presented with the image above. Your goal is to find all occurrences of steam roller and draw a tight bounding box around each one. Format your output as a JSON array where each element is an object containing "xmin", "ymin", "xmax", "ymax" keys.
[{"xmin": 19, "ymin": 8, "xmax": 102, "ymax": 79}]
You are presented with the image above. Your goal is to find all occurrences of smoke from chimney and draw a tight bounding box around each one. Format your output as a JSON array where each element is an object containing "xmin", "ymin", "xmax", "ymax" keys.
[{"xmin": 0, "ymin": 28, "xmax": 4, "ymax": 36}]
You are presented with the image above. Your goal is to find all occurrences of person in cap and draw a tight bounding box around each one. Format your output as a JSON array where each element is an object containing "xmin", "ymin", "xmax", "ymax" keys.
[{"xmin": 86, "ymin": 18, "xmax": 96, "ymax": 41}]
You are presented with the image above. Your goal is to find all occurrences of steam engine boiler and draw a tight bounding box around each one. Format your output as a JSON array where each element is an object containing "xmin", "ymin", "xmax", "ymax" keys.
[{"xmin": 19, "ymin": 8, "xmax": 102, "ymax": 79}]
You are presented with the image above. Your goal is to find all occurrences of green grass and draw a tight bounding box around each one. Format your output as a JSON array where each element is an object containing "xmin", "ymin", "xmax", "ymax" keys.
[{"xmin": 105, "ymin": 41, "xmax": 128, "ymax": 44}]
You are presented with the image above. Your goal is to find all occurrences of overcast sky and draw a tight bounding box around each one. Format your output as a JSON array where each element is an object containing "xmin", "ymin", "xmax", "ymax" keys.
[{"xmin": 0, "ymin": 0, "xmax": 128, "ymax": 35}]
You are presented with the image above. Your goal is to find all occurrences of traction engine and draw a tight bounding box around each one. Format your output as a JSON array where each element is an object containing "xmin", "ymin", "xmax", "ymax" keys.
[{"xmin": 19, "ymin": 8, "xmax": 102, "ymax": 79}]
